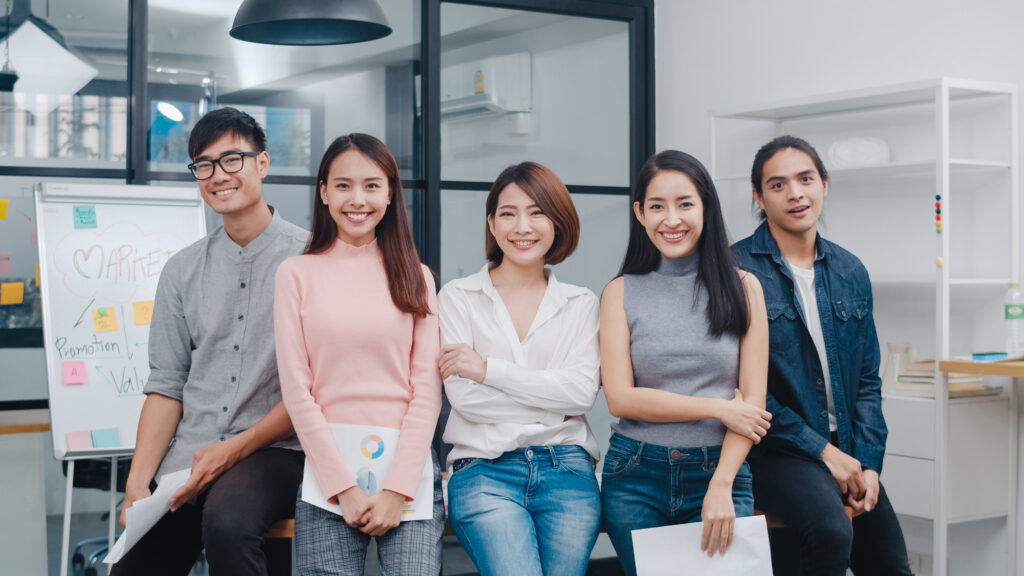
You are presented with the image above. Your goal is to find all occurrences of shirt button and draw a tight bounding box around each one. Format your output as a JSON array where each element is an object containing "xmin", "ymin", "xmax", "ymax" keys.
[
  {"xmin": 233, "ymin": 345, "xmax": 239, "ymax": 351},
  {"xmin": 526, "ymin": 449, "xmax": 534, "ymax": 458},
  {"xmin": 231, "ymin": 376, "xmax": 237, "ymax": 382},
  {"xmin": 238, "ymin": 315, "xmax": 244, "ymax": 321},
  {"xmin": 219, "ymin": 436, "xmax": 226, "ymax": 441},
  {"xmin": 670, "ymin": 449, "xmax": 682, "ymax": 459},
  {"xmin": 821, "ymin": 410, "xmax": 828, "ymax": 418},
  {"xmin": 817, "ymin": 378, "xmax": 823, "ymax": 385},
  {"xmin": 222, "ymin": 406, "xmax": 228, "ymax": 412},
  {"xmin": 240, "ymin": 282, "xmax": 246, "ymax": 288}
]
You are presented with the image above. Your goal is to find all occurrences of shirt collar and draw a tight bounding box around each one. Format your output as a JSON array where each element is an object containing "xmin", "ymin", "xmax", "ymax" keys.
[
  {"xmin": 461, "ymin": 263, "xmax": 589, "ymax": 306},
  {"xmin": 219, "ymin": 206, "xmax": 289, "ymax": 260},
  {"xmin": 750, "ymin": 221, "xmax": 831, "ymax": 265}
]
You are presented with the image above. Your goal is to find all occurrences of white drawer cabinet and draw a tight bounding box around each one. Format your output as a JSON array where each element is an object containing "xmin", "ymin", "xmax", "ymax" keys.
[{"xmin": 881, "ymin": 393, "xmax": 1009, "ymax": 522}]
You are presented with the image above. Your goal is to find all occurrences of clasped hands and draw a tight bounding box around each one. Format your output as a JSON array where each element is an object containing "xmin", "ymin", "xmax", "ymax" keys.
[
  {"xmin": 820, "ymin": 443, "xmax": 880, "ymax": 517},
  {"xmin": 336, "ymin": 486, "xmax": 407, "ymax": 536}
]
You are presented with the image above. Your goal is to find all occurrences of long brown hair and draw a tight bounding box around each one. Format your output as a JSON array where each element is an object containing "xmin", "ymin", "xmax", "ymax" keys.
[{"xmin": 306, "ymin": 134, "xmax": 431, "ymax": 318}]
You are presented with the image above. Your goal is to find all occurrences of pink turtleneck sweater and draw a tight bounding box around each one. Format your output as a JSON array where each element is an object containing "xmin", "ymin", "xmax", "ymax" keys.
[{"xmin": 274, "ymin": 238, "xmax": 441, "ymax": 501}]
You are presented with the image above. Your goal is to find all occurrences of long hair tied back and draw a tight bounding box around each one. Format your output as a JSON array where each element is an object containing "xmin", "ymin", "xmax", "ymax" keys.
[
  {"xmin": 306, "ymin": 134, "xmax": 431, "ymax": 318},
  {"xmin": 620, "ymin": 150, "xmax": 748, "ymax": 338}
]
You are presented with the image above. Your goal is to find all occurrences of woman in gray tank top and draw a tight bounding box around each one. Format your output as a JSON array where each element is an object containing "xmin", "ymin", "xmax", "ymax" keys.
[{"xmin": 599, "ymin": 150, "xmax": 771, "ymax": 576}]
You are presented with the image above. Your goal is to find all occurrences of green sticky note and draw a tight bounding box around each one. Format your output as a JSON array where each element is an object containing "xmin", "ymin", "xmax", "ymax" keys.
[
  {"xmin": 73, "ymin": 205, "xmax": 97, "ymax": 229},
  {"xmin": 91, "ymin": 427, "xmax": 120, "ymax": 449}
]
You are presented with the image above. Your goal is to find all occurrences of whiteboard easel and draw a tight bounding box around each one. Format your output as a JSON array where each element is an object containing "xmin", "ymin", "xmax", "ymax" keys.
[{"xmin": 35, "ymin": 183, "xmax": 205, "ymax": 576}]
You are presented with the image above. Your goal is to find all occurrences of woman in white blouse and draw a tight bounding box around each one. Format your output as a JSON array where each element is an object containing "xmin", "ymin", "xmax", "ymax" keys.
[{"xmin": 438, "ymin": 161, "xmax": 602, "ymax": 576}]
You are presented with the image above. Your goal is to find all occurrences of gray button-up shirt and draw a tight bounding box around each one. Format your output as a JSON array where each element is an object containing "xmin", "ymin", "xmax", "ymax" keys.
[{"xmin": 144, "ymin": 208, "xmax": 308, "ymax": 476}]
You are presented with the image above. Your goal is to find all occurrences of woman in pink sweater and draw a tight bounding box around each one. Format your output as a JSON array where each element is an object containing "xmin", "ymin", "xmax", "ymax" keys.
[{"xmin": 274, "ymin": 134, "xmax": 443, "ymax": 575}]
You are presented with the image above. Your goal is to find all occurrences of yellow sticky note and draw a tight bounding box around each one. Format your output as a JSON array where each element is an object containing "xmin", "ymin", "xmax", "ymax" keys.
[
  {"xmin": 0, "ymin": 198, "xmax": 8, "ymax": 220},
  {"xmin": 0, "ymin": 281, "xmax": 24, "ymax": 305},
  {"xmin": 35, "ymin": 264, "xmax": 39, "ymax": 286},
  {"xmin": 92, "ymin": 307, "xmax": 119, "ymax": 333},
  {"xmin": 132, "ymin": 300, "xmax": 154, "ymax": 326}
]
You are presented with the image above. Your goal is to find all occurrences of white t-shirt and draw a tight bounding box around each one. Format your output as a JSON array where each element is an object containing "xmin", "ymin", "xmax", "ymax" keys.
[{"xmin": 787, "ymin": 259, "xmax": 837, "ymax": 432}]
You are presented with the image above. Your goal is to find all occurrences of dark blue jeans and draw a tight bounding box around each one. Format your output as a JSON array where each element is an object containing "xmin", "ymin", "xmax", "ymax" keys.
[
  {"xmin": 600, "ymin": 433, "xmax": 755, "ymax": 576},
  {"xmin": 749, "ymin": 448, "xmax": 912, "ymax": 576}
]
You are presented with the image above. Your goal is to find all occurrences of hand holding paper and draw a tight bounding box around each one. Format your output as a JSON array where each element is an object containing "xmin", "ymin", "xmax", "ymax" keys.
[
  {"xmin": 104, "ymin": 468, "xmax": 191, "ymax": 565},
  {"xmin": 362, "ymin": 490, "xmax": 406, "ymax": 536},
  {"xmin": 700, "ymin": 482, "xmax": 737, "ymax": 557},
  {"xmin": 632, "ymin": 515, "xmax": 772, "ymax": 576},
  {"xmin": 171, "ymin": 438, "xmax": 243, "ymax": 510},
  {"xmin": 337, "ymin": 486, "xmax": 372, "ymax": 529},
  {"xmin": 301, "ymin": 423, "xmax": 433, "ymax": 523}
]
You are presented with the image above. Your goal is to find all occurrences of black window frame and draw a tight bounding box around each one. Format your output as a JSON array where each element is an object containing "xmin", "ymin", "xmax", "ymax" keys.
[{"xmin": 0, "ymin": 0, "xmax": 654, "ymax": 372}]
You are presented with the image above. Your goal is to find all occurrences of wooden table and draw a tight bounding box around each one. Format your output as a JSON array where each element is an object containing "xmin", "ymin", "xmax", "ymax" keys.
[{"xmin": 937, "ymin": 360, "xmax": 1024, "ymax": 576}]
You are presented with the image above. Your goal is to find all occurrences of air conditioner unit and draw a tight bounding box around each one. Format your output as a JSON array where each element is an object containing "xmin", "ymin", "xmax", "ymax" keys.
[{"xmin": 440, "ymin": 52, "xmax": 531, "ymax": 119}]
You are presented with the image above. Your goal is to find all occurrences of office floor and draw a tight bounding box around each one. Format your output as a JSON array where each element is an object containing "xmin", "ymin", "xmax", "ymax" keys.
[{"xmin": 46, "ymin": 512, "xmax": 625, "ymax": 576}]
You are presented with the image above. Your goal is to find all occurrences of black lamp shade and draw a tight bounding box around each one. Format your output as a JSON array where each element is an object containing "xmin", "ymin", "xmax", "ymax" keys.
[
  {"xmin": 0, "ymin": 69, "xmax": 17, "ymax": 92},
  {"xmin": 230, "ymin": 0, "xmax": 392, "ymax": 46}
]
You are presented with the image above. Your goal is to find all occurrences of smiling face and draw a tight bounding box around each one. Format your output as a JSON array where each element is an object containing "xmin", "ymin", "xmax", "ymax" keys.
[
  {"xmin": 193, "ymin": 132, "xmax": 269, "ymax": 220},
  {"xmin": 634, "ymin": 170, "xmax": 704, "ymax": 259},
  {"xmin": 319, "ymin": 149, "xmax": 390, "ymax": 247},
  {"xmin": 754, "ymin": 147, "xmax": 828, "ymax": 242},
  {"xmin": 487, "ymin": 183, "xmax": 556, "ymax": 270}
]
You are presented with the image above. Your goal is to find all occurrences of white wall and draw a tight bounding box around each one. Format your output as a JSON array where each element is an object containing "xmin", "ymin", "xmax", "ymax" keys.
[{"xmin": 656, "ymin": 1, "xmax": 1024, "ymax": 573}]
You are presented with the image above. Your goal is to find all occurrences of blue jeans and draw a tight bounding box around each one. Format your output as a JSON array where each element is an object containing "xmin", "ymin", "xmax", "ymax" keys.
[
  {"xmin": 447, "ymin": 445, "xmax": 602, "ymax": 576},
  {"xmin": 600, "ymin": 433, "xmax": 755, "ymax": 576}
]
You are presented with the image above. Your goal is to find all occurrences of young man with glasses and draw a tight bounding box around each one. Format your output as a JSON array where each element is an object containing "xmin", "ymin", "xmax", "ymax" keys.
[{"xmin": 111, "ymin": 107, "xmax": 309, "ymax": 576}]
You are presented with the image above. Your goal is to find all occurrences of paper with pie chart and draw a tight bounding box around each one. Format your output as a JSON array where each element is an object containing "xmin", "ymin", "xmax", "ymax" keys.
[{"xmin": 301, "ymin": 423, "xmax": 433, "ymax": 522}]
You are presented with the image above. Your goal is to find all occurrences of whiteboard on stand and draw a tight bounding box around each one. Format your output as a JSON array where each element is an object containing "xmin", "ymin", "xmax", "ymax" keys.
[{"xmin": 35, "ymin": 182, "xmax": 205, "ymax": 460}]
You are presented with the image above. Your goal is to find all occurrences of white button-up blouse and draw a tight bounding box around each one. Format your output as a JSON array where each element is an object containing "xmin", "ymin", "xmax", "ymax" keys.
[{"xmin": 439, "ymin": 264, "xmax": 602, "ymax": 471}]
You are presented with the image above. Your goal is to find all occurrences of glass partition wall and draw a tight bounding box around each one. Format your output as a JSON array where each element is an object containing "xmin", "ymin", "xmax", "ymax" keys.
[{"xmin": 2, "ymin": 0, "xmax": 652, "ymax": 572}]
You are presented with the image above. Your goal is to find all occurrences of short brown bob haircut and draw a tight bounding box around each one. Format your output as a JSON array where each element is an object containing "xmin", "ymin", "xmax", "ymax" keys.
[{"xmin": 485, "ymin": 161, "xmax": 580, "ymax": 266}]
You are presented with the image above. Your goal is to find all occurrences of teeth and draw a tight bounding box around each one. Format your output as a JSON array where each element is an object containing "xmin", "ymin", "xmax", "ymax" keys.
[
  {"xmin": 212, "ymin": 188, "xmax": 236, "ymax": 196},
  {"xmin": 514, "ymin": 240, "xmax": 535, "ymax": 247},
  {"xmin": 346, "ymin": 212, "xmax": 370, "ymax": 221},
  {"xmin": 664, "ymin": 232, "xmax": 684, "ymax": 239}
]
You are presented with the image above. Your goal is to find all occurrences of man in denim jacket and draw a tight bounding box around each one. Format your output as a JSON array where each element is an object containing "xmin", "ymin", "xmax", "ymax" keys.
[{"xmin": 732, "ymin": 136, "xmax": 911, "ymax": 576}]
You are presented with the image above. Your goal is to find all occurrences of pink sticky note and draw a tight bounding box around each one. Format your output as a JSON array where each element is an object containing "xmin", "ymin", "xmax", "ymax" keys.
[
  {"xmin": 66, "ymin": 430, "xmax": 93, "ymax": 451},
  {"xmin": 0, "ymin": 252, "xmax": 9, "ymax": 275},
  {"xmin": 62, "ymin": 360, "xmax": 88, "ymax": 385}
]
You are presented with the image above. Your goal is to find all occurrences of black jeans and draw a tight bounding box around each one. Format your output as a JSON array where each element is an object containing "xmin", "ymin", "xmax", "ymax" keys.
[
  {"xmin": 109, "ymin": 447, "xmax": 304, "ymax": 576},
  {"xmin": 749, "ymin": 448, "xmax": 913, "ymax": 576}
]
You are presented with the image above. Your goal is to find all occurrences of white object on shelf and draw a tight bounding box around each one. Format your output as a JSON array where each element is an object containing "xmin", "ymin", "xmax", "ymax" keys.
[
  {"xmin": 827, "ymin": 136, "xmax": 891, "ymax": 169},
  {"xmin": 1005, "ymin": 283, "xmax": 1024, "ymax": 357}
]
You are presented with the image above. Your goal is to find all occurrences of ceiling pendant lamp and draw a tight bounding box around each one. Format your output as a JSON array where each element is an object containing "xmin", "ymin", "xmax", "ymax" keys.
[
  {"xmin": 229, "ymin": 0, "xmax": 393, "ymax": 46},
  {"xmin": 0, "ymin": 0, "xmax": 17, "ymax": 92}
]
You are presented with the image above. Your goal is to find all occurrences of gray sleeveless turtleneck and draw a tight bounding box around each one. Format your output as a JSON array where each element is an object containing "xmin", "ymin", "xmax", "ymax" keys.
[{"xmin": 611, "ymin": 253, "xmax": 739, "ymax": 448}]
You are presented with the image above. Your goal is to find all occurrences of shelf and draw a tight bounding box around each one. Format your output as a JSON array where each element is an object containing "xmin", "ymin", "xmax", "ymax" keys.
[
  {"xmin": 949, "ymin": 278, "xmax": 1012, "ymax": 286},
  {"xmin": 716, "ymin": 158, "xmax": 1010, "ymax": 184},
  {"xmin": 712, "ymin": 77, "xmax": 1016, "ymax": 121}
]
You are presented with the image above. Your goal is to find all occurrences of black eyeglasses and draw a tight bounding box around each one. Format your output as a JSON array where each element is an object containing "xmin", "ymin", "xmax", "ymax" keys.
[{"xmin": 187, "ymin": 151, "xmax": 259, "ymax": 180}]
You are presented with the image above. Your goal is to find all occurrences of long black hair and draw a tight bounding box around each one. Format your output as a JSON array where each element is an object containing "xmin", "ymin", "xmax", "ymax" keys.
[{"xmin": 619, "ymin": 150, "xmax": 748, "ymax": 338}]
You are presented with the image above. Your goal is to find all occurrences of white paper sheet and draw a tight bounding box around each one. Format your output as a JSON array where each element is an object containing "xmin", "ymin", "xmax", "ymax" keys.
[
  {"xmin": 103, "ymin": 468, "xmax": 191, "ymax": 565},
  {"xmin": 632, "ymin": 515, "xmax": 773, "ymax": 576},
  {"xmin": 301, "ymin": 423, "xmax": 433, "ymax": 521}
]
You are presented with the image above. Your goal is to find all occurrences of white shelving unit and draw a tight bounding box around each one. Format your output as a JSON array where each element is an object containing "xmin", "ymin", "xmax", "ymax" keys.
[{"xmin": 710, "ymin": 78, "xmax": 1020, "ymax": 576}]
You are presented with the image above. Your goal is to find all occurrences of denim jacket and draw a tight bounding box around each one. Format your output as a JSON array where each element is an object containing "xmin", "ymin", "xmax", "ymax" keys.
[{"xmin": 732, "ymin": 222, "xmax": 887, "ymax": 472}]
